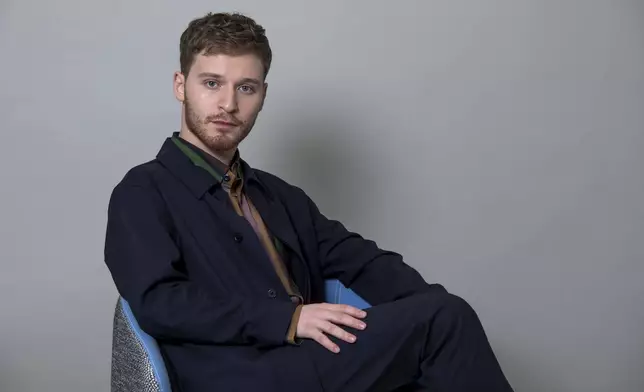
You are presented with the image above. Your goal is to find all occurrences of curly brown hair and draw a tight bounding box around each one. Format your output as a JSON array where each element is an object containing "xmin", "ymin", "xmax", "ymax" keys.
[{"xmin": 179, "ymin": 12, "xmax": 272, "ymax": 78}]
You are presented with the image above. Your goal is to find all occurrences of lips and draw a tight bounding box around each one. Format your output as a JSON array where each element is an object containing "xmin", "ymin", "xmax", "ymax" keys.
[{"xmin": 212, "ymin": 120, "xmax": 238, "ymax": 127}]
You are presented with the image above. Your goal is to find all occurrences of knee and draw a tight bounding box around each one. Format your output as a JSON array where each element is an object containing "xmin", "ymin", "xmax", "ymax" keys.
[
  {"xmin": 442, "ymin": 293, "xmax": 476, "ymax": 316},
  {"xmin": 421, "ymin": 291, "xmax": 478, "ymax": 322}
]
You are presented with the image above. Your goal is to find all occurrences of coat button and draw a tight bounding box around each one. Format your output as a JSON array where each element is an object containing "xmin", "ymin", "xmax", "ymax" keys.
[
  {"xmin": 267, "ymin": 289, "xmax": 277, "ymax": 298},
  {"xmin": 233, "ymin": 234, "xmax": 243, "ymax": 243}
]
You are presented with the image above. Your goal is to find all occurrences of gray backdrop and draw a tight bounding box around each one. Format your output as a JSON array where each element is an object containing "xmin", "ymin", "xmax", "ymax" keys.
[{"xmin": 1, "ymin": 1, "xmax": 643, "ymax": 391}]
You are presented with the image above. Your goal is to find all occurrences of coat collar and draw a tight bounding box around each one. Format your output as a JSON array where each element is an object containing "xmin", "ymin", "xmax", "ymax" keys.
[{"xmin": 156, "ymin": 134, "xmax": 271, "ymax": 200}]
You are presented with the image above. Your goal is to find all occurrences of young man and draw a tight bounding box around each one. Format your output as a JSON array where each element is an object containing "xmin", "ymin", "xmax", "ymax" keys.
[{"xmin": 104, "ymin": 12, "xmax": 514, "ymax": 392}]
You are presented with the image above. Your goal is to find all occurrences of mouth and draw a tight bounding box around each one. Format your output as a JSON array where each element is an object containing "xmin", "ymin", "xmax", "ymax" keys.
[{"xmin": 212, "ymin": 120, "xmax": 239, "ymax": 129}]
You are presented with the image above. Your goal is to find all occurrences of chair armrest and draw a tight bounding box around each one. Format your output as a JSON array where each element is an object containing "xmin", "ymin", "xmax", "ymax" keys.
[{"xmin": 324, "ymin": 279, "xmax": 371, "ymax": 309}]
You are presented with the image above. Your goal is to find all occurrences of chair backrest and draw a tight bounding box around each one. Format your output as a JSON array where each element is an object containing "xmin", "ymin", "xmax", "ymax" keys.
[
  {"xmin": 110, "ymin": 279, "xmax": 370, "ymax": 392},
  {"xmin": 324, "ymin": 279, "xmax": 371, "ymax": 309},
  {"xmin": 111, "ymin": 298, "xmax": 172, "ymax": 392}
]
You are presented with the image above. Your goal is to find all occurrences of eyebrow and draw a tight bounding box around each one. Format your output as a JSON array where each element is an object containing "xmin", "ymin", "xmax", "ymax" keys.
[{"xmin": 197, "ymin": 72, "xmax": 262, "ymax": 86}]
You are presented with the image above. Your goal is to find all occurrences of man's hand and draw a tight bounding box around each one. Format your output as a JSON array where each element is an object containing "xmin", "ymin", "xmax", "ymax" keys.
[{"xmin": 296, "ymin": 303, "xmax": 368, "ymax": 353}]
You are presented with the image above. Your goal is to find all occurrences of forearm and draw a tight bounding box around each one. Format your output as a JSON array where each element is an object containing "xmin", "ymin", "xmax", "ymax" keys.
[
  {"xmin": 125, "ymin": 281, "xmax": 298, "ymax": 346},
  {"xmin": 105, "ymin": 181, "xmax": 298, "ymax": 347},
  {"xmin": 305, "ymin": 193, "xmax": 444, "ymax": 305}
]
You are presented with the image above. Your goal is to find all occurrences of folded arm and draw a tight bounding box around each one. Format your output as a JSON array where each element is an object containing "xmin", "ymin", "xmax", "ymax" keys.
[{"xmin": 302, "ymin": 190, "xmax": 446, "ymax": 305}]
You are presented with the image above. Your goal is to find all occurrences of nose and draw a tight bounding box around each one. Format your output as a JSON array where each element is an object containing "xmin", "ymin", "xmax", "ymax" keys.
[{"xmin": 218, "ymin": 85, "xmax": 238, "ymax": 113}]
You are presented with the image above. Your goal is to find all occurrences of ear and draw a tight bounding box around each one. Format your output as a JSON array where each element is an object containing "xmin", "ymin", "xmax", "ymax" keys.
[
  {"xmin": 173, "ymin": 71, "xmax": 186, "ymax": 102},
  {"xmin": 259, "ymin": 82, "xmax": 268, "ymax": 111}
]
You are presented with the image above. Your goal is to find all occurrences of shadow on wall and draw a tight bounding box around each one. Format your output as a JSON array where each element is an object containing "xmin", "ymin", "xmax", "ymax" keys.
[
  {"xmin": 0, "ymin": 358, "xmax": 20, "ymax": 392},
  {"xmin": 271, "ymin": 101, "xmax": 377, "ymax": 232},
  {"xmin": 493, "ymin": 338, "xmax": 560, "ymax": 392}
]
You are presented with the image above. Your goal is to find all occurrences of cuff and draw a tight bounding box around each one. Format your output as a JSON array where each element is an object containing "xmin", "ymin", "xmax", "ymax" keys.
[{"xmin": 285, "ymin": 304, "xmax": 303, "ymax": 345}]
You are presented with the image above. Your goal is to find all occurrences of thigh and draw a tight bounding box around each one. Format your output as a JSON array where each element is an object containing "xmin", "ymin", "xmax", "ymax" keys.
[{"xmin": 303, "ymin": 293, "xmax": 438, "ymax": 392}]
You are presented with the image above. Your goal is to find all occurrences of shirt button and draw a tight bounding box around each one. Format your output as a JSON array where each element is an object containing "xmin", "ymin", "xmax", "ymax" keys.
[
  {"xmin": 233, "ymin": 234, "xmax": 243, "ymax": 243},
  {"xmin": 267, "ymin": 289, "xmax": 277, "ymax": 298}
]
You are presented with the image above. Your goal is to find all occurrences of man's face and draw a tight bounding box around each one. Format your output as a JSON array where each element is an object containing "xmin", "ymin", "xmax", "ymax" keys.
[{"xmin": 174, "ymin": 53, "xmax": 267, "ymax": 153}]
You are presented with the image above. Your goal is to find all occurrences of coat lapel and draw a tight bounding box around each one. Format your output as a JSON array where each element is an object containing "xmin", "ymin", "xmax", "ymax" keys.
[
  {"xmin": 246, "ymin": 185, "xmax": 305, "ymax": 264},
  {"xmin": 158, "ymin": 136, "xmax": 312, "ymax": 299},
  {"xmin": 246, "ymin": 184, "xmax": 311, "ymax": 300}
]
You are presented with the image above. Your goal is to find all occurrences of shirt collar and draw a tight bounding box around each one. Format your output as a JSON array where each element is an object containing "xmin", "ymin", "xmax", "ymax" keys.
[
  {"xmin": 168, "ymin": 132, "xmax": 268, "ymax": 196},
  {"xmin": 173, "ymin": 132, "xmax": 240, "ymax": 179}
]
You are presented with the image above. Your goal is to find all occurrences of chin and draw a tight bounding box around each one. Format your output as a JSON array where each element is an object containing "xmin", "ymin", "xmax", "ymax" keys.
[
  {"xmin": 203, "ymin": 134, "xmax": 240, "ymax": 152},
  {"xmin": 193, "ymin": 125, "xmax": 249, "ymax": 152}
]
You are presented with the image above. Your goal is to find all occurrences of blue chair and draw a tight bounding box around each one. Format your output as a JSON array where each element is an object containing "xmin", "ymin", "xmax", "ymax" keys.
[{"xmin": 110, "ymin": 279, "xmax": 371, "ymax": 392}]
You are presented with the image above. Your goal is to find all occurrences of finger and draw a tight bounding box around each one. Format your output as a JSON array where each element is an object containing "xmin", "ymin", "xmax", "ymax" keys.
[
  {"xmin": 313, "ymin": 331, "xmax": 340, "ymax": 353},
  {"xmin": 326, "ymin": 311, "xmax": 367, "ymax": 331},
  {"xmin": 319, "ymin": 303, "xmax": 367, "ymax": 319},
  {"xmin": 319, "ymin": 320, "xmax": 357, "ymax": 344}
]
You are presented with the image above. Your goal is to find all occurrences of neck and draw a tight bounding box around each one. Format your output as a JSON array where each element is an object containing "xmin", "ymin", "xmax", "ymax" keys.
[{"xmin": 178, "ymin": 128, "xmax": 236, "ymax": 166}]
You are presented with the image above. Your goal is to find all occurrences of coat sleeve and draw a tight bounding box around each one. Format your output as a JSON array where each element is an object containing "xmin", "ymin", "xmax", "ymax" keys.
[
  {"xmin": 301, "ymin": 189, "xmax": 447, "ymax": 305},
  {"xmin": 104, "ymin": 178, "xmax": 297, "ymax": 347}
]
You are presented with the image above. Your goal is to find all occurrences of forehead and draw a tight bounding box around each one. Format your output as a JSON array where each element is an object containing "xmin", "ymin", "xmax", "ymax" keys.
[{"xmin": 189, "ymin": 53, "xmax": 264, "ymax": 81}]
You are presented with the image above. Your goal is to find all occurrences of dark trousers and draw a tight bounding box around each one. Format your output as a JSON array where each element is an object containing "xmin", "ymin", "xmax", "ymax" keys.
[{"xmin": 301, "ymin": 289, "xmax": 514, "ymax": 392}]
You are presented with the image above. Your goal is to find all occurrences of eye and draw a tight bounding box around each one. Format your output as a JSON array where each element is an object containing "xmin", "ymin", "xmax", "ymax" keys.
[
  {"xmin": 238, "ymin": 85, "xmax": 255, "ymax": 94},
  {"xmin": 205, "ymin": 80, "xmax": 219, "ymax": 89}
]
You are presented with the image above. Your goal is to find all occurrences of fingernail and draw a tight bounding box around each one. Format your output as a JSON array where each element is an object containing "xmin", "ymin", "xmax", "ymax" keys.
[
  {"xmin": 349, "ymin": 336, "xmax": 356, "ymax": 342},
  {"xmin": 334, "ymin": 346, "xmax": 340, "ymax": 353},
  {"xmin": 359, "ymin": 323, "xmax": 366, "ymax": 329}
]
